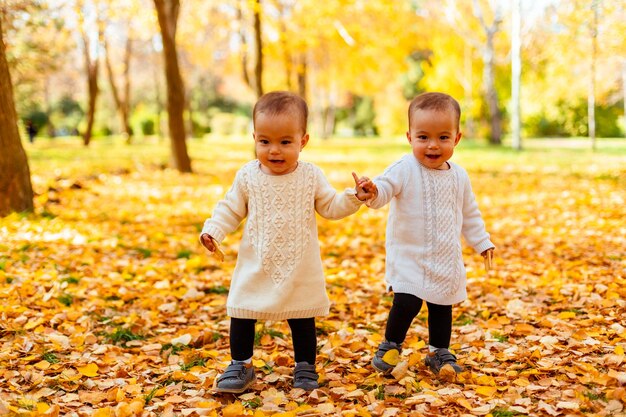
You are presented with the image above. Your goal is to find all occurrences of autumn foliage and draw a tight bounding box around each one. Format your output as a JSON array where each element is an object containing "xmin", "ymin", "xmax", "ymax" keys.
[{"xmin": 0, "ymin": 137, "xmax": 625, "ymax": 416}]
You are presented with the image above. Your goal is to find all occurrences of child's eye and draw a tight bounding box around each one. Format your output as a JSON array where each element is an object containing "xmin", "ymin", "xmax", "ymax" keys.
[
  {"xmin": 281, "ymin": 140, "xmax": 292, "ymax": 145},
  {"xmin": 417, "ymin": 135, "xmax": 428, "ymax": 140},
  {"xmin": 260, "ymin": 139, "xmax": 269, "ymax": 144},
  {"xmin": 440, "ymin": 136, "xmax": 450, "ymax": 140}
]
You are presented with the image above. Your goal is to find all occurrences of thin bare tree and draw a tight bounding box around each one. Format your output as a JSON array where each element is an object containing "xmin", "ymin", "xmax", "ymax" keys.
[
  {"xmin": 104, "ymin": 34, "xmax": 133, "ymax": 143},
  {"xmin": 511, "ymin": 0, "xmax": 522, "ymax": 150}
]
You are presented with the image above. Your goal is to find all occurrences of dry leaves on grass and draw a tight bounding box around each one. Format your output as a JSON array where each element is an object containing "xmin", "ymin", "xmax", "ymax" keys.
[{"xmin": 0, "ymin": 159, "xmax": 625, "ymax": 416}]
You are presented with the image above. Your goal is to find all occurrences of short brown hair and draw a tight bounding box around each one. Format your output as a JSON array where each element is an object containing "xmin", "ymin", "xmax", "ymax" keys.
[
  {"xmin": 253, "ymin": 91, "xmax": 308, "ymax": 134},
  {"xmin": 408, "ymin": 92, "xmax": 461, "ymax": 130}
]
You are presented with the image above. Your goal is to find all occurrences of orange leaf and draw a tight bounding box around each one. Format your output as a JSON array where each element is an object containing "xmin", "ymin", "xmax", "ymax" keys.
[
  {"xmin": 476, "ymin": 386, "xmax": 497, "ymax": 397},
  {"xmin": 77, "ymin": 363, "xmax": 99, "ymax": 377}
]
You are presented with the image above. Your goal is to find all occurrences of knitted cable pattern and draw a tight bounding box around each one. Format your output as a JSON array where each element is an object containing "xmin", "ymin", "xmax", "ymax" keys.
[
  {"xmin": 421, "ymin": 166, "xmax": 461, "ymax": 297},
  {"xmin": 244, "ymin": 163, "xmax": 314, "ymax": 285}
]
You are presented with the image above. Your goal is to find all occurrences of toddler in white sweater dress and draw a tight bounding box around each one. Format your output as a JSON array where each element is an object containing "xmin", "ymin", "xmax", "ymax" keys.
[
  {"xmin": 200, "ymin": 91, "xmax": 374, "ymax": 393},
  {"xmin": 356, "ymin": 92, "xmax": 495, "ymax": 381}
]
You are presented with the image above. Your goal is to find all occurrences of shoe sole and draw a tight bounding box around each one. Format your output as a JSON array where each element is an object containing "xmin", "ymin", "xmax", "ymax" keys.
[
  {"xmin": 215, "ymin": 373, "xmax": 256, "ymax": 394},
  {"xmin": 371, "ymin": 359, "xmax": 394, "ymax": 374}
]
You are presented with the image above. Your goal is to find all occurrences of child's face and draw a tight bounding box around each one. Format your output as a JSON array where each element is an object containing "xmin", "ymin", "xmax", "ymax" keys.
[
  {"xmin": 254, "ymin": 111, "xmax": 309, "ymax": 175},
  {"xmin": 406, "ymin": 109, "xmax": 462, "ymax": 170}
]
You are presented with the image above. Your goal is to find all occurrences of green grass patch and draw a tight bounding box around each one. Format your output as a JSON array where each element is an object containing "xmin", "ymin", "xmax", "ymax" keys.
[
  {"xmin": 243, "ymin": 397, "xmax": 262, "ymax": 409},
  {"xmin": 42, "ymin": 351, "xmax": 59, "ymax": 364},
  {"xmin": 57, "ymin": 293, "xmax": 73, "ymax": 306},
  {"xmin": 61, "ymin": 276, "xmax": 80, "ymax": 285},
  {"xmin": 254, "ymin": 328, "xmax": 285, "ymax": 346},
  {"xmin": 180, "ymin": 356, "xmax": 206, "ymax": 371},
  {"xmin": 144, "ymin": 386, "xmax": 161, "ymax": 405},
  {"xmin": 135, "ymin": 247, "xmax": 153, "ymax": 258},
  {"xmin": 160, "ymin": 343, "xmax": 189, "ymax": 356},
  {"xmin": 203, "ymin": 285, "xmax": 229, "ymax": 295},
  {"xmin": 491, "ymin": 408, "xmax": 524, "ymax": 417},
  {"xmin": 104, "ymin": 327, "xmax": 145, "ymax": 346},
  {"xmin": 176, "ymin": 249, "xmax": 192, "ymax": 259},
  {"xmin": 454, "ymin": 313, "xmax": 474, "ymax": 325},
  {"xmin": 491, "ymin": 331, "xmax": 509, "ymax": 343}
]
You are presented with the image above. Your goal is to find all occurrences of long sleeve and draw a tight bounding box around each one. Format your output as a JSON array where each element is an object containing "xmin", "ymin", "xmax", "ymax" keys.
[
  {"xmin": 460, "ymin": 170, "xmax": 494, "ymax": 253},
  {"xmin": 201, "ymin": 170, "xmax": 248, "ymax": 243},
  {"xmin": 367, "ymin": 158, "xmax": 408, "ymax": 209},
  {"xmin": 313, "ymin": 166, "xmax": 363, "ymax": 220}
]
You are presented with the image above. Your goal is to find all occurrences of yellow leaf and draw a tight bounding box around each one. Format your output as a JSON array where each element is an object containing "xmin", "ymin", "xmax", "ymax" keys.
[
  {"xmin": 476, "ymin": 375, "xmax": 496, "ymax": 386},
  {"xmin": 77, "ymin": 363, "xmax": 99, "ymax": 377},
  {"xmin": 558, "ymin": 311, "xmax": 576, "ymax": 319},
  {"xmin": 381, "ymin": 348, "xmax": 400, "ymax": 366},
  {"xmin": 222, "ymin": 402, "xmax": 244, "ymax": 417},
  {"xmin": 252, "ymin": 359, "xmax": 266, "ymax": 368},
  {"xmin": 615, "ymin": 345, "xmax": 624, "ymax": 356},
  {"xmin": 36, "ymin": 402, "xmax": 50, "ymax": 413},
  {"xmin": 456, "ymin": 398, "xmax": 472, "ymax": 410},
  {"xmin": 197, "ymin": 400, "xmax": 220, "ymax": 409},
  {"xmin": 476, "ymin": 386, "xmax": 497, "ymax": 397},
  {"xmin": 24, "ymin": 318, "xmax": 44, "ymax": 330},
  {"xmin": 93, "ymin": 408, "xmax": 113, "ymax": 417},
  {"xmin": 34, "ymin": 360, "xmax": 51, "ymax": 370}
]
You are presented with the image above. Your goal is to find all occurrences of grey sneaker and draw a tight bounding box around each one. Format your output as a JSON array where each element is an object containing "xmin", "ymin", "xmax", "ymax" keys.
[
  {"xmin": 293, "ymin": 362, "xmax": 319, "ymax": 390},
  {"xmin": 371, "ymin": 341, "xmax": 402, "ymax": 374},
  {"xmin": 216, "ymin": 361, "xmax": 256, "ymax": 393},
  {"xmin": 424, "ymin": 348, "xmax": 463, "ymax": 379}
]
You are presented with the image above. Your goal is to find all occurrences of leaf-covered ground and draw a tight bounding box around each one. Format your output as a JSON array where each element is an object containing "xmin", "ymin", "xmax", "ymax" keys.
[{"xmin": 1, "ymin": 137, "xmax": 625, "ymax": 416}]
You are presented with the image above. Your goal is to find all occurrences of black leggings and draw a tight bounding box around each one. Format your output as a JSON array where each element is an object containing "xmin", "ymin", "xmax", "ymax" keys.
[
  {"xmin": 384, "ymin": 292, "xmax": 452, "ymax": 349},
  {"xmin": 230, "ymin": 317, "xmax": 317, "ymax": 364}
]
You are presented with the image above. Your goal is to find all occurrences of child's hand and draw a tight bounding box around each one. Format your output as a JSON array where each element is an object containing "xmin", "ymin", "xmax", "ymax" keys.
[
  {"xmin": 352, "ymin": 172, "xmax": 378, "ymax": 201},
  {"xmin": 482, "ymin": 248, "xmax": 494, "ymax": 272},
  {"xmin": 200, "ymin": 233, "xmax": 225, "ymax": 262}
]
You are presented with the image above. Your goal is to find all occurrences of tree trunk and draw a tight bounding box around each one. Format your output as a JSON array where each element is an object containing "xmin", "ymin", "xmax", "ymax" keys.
[
  {"xmin": 252, "ymin": 0, "xmax": 263, "ymax": 97},
  {"xmin": 153, "ymin": 0, "xmax": 192, "ymax": 173},
  {"xmin": 510, "ymin": 0, "xmax": 522, "ymax": 150},
  {"xmin": 187, "ymin": 92, "xmax": 194, "ymax": 139},
  {"xmin": 236, "ymin": 0, "xmax": 251, "ymax": 90},
  {"xmin": 297, "ymin": 54, "xmax": 307, "ymax": 100},
  {"xmin": 622, "ymin": 61, "xmax": 626, "ymax": 137},
  {"xmin": 104, "ymin": 36, "xmax": 133, "ymax": 143},
  {"xmin": 0, "ymin": 19, "xmax": 34, "ymax": 216},
  {"xmin": 78, "ymin": 12, "xmax": 100, "ymax": 146},
  {"xmin": 473, "ymin": 0, "xmax": 502, "ymax": 145},
  {"xmin": 462, "ymin": 44, "xmax": 475, "ymax": 138},
  {"xmin": 483, "ymin": 31, "xmax": 502, "ymax": 145},
  {"xmin": 44, "ymin": 78, "xmax": 57, "ymax": 137},
  {"xmin": 588, "ymin": 0, "xmax": 598, "ymax": 150}
]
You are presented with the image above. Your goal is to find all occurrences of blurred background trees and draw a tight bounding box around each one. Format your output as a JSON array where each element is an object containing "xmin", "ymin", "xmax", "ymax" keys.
[{"xmin": 1, "ymin": 0, "xmax": 625, "ymax": 146}]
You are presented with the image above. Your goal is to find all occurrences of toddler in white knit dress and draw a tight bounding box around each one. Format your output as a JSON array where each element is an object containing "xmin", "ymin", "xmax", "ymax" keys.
[
  {"xmin": 200, "ymin": 91, "xmax": 373, "ymax": 393},
  {"xmin": 357, "ymin": 92, "xmax": 495, "ymax": 380}
]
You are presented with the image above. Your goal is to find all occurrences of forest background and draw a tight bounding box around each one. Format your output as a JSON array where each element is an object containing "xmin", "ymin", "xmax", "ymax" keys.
[
  {"xmin": 3, "ymin": 0, "xmax": 626, "ymax": 149},
  {"xmin": 1, "ymin": 0, "xmax": 626, "ymax": 416}
]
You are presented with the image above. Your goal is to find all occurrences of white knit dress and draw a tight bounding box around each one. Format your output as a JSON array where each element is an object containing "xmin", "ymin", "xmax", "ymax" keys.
[
  {"xmin": 368, "ymin": 155, "xmax": 494, "ymax": 305},
  {"xmin": 202, "ymin": 160, "xmax": 363, "ymax": 320}
]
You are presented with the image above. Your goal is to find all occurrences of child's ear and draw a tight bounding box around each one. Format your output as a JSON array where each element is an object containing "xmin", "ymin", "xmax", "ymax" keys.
[
  {"xmin": 300, "ymin": 134, "xmax": 310, "ymax": 149},
  {"xmin": 406, "ymin": 131, "xmax": 411, "ymax": 143},
  {"xmin": 454, "ymin": 131, "xmax": 462, "ymax": 146}
]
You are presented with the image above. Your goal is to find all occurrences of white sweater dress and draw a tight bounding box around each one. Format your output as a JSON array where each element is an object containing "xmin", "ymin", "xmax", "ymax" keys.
[
  {"xmin": 202, "ymin": 160, "xmax": 363, "ymax": 320},
  {"xmin": 368, "ymin": 155, "xmax": 494, "ymax": 305}
]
